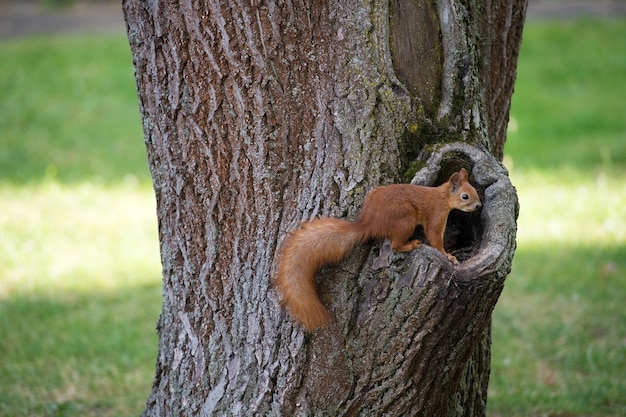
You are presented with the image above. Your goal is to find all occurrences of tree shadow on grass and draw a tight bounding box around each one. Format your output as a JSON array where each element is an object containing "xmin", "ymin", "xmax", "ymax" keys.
[
  {"xmin": 0, "ymin": 281, "xmax": 162, "ymax": 417},
  {"xmin": 490, "ymin": 244, "xmax": 626, "ymax": 416}
]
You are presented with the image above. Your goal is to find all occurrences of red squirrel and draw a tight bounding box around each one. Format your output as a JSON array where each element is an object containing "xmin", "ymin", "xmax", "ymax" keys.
[{"xmin": 276, "ymin": 168, "xmax": 482, "ymax": 331}]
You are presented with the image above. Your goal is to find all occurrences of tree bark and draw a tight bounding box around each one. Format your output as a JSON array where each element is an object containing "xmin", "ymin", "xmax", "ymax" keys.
[{"xmin": 123, "ymin": 0, "xmax": 524, "ymax": 416}]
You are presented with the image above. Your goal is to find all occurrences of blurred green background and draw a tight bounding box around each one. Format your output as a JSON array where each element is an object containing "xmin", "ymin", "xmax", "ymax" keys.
[{"xmin": 0, "ymin": 2, "xmax": 625, "ymax": 416}]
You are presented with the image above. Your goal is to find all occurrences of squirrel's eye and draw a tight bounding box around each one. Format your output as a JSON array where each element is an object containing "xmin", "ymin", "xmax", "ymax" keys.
[{"xmin": 461, "ymin": 193, "xmax": 469, "ymax": 200}]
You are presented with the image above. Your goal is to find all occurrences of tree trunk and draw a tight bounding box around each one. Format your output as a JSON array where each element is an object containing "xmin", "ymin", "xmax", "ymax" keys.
[{"xmin": 123, "ymin": 0, "xmax": 524, "ymax": 416}]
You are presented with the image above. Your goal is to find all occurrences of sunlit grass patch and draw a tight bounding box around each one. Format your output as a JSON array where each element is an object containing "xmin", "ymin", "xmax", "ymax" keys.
[
  {"xmin": 509, "ymin": 168, "xmax": 626, "ymax": 247},
  {"xmin": 0, "ymin": 180, "xmax": 160, "ymax": 296}
]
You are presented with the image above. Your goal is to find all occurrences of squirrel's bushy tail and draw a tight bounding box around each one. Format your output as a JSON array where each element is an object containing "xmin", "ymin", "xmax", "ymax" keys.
[{"xmin": 276, "ymin": 217, "xmax": 366, "ymax": 330}]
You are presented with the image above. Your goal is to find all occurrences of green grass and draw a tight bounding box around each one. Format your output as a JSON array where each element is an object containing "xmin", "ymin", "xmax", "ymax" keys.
[
  {"xmin": 0, "ymin": 34, "xmax": 160, "ymax": 416},
  {"xmin": 0, "ymin": 181, "xmax": 161, "ymax": 416},
  {"xmin": 489, "ymin": 18, "xmax": 626, "ymax": 417},
  {"xmin": 0, "ymin": 18, "xmax": 625, "ymax": 417},
  {"xmin": 489, "ymin": 173, "xmax": 626, "ymax": 416},
  {"xmin": 0, "ymin": 35, "xmax": 149, "ymax": 184},
  {"xmin": 504, "ymin": 19, "xmax": 626, "ymax": 171}
]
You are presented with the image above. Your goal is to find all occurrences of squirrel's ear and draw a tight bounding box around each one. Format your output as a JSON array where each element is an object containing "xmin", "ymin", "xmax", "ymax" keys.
[
  {"xmin": 449, "ymin": 171, "xmax": 461, "ymax": 190},
  {"xmin": 459, "ymin": 168, "xmax": 468, "ymax": 180}
]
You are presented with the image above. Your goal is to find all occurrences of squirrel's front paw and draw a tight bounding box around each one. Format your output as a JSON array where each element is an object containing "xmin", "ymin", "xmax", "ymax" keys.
[{"xmin": 446, "ymin": 253, "xmax": 459, "ymax": 264}]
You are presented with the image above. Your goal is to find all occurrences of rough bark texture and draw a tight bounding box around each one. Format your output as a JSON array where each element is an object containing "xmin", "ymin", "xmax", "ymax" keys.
[{"xmin": 123, "ymin": 0, "xmax": 525, "ymax": 415}]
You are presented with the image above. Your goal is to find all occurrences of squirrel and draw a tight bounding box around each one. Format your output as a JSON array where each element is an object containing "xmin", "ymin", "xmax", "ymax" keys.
[{"xmin": 275, "ymin": 168, "xmax": 482, "ymax": 331}]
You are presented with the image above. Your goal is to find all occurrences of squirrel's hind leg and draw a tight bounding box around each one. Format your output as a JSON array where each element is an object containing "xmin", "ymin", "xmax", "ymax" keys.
[
  {"xmin": 392, "ymin": 239, "xmax": 422, "ymax": 252},
  {"xmin": 389, "ymin": 219, "xmax": 422, "ymax": 252}
]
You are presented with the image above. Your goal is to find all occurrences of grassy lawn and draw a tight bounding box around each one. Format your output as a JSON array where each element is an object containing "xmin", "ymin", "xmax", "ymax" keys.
[
  {"xmin": 0, "ymin": 35, "xmax": 161, "ymax": 416},
  {"xmin": 490, "ymin": 19, "xmax": 626, "ymax": 417},
  {"xmin": 0, "ymin": 18, "xmax": 625, "ymax": 417}
]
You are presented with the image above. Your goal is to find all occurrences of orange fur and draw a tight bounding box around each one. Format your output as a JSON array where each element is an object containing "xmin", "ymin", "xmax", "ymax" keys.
[{"xmin": 276, "ymin": 168, "xmax": 481, "ymax": 331}]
